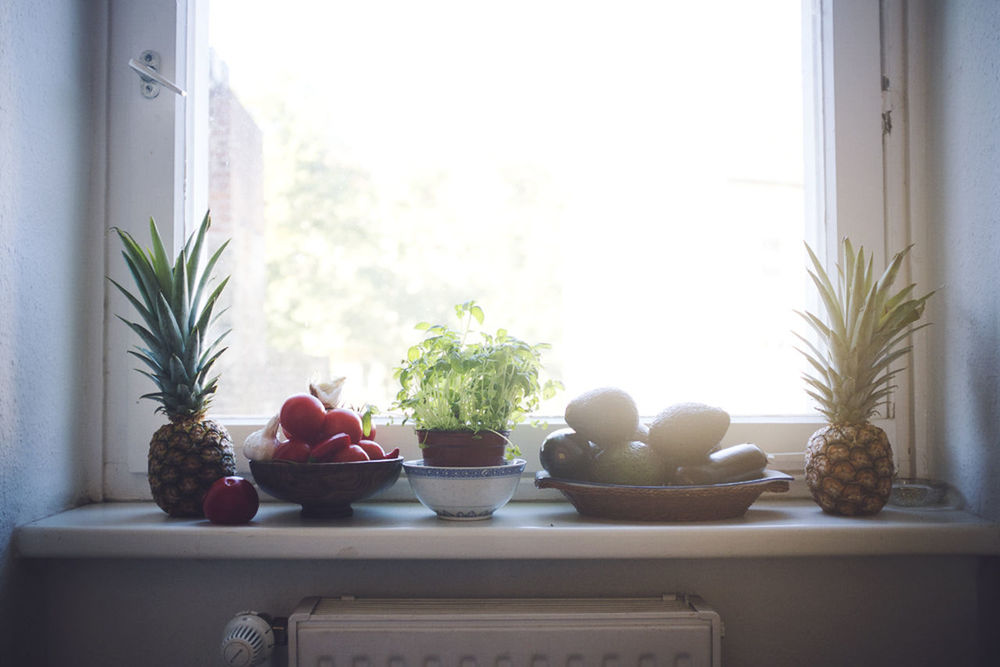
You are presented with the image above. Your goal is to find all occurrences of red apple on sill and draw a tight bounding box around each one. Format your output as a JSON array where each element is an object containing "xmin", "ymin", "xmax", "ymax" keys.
[{"xmin": 203, "ymin": 476, "xmax": 260, "ymax": 525}]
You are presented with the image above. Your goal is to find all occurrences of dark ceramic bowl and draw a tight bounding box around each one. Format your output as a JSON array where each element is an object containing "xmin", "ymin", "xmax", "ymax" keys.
[{"xmin": 249, "ymin": 457, "xmax": 403, "ymax": 518}]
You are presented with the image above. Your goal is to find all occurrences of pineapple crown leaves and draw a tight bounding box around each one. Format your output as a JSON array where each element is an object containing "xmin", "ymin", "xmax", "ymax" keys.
[
  {"xmin": 109, "ymin": 211, "xmax": 231, "ymax": 420},
  {"xmin": 794, "ymin": 238, "xmax": 934, "ymax": 424}
]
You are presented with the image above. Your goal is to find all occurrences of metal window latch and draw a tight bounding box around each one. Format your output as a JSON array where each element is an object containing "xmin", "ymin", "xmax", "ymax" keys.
[{"xmin": 128, "ymin": 50, "xmax": 187, "ymax": 99}]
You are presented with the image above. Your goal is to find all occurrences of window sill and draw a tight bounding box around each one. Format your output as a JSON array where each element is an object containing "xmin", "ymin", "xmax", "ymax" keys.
[{"xmin": 15, "ymin": 499, "xmax": 1000, "ymax": 560}]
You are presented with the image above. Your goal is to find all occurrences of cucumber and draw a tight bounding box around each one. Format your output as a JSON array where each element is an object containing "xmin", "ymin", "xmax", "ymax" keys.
[{"xmin": 673, "ymin": 443, "xmax": 768, "ymax": 485}]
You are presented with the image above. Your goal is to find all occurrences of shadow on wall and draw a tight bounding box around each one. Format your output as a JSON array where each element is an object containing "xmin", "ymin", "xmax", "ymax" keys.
[
  {"xmin": 0, "ymin": 552, "xmax": 45, "ymax": 665},
  {"xmin": 919, "ymin": 0, "xmax": 1000, "ymax": 522}
]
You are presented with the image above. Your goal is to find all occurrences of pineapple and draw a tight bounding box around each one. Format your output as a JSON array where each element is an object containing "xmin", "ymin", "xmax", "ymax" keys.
[
  {"xmin": 111, "ymin": 212, "xmax": 236, "ymax": 517},
  {"xmin": 796, "ymin": 239, "xmax": 933, "ymax": 516}
]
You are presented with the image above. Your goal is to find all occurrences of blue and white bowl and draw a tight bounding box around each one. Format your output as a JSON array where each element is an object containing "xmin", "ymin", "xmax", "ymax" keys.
[{"xmin": 403, "ymin": 459, "xmax": 526, "ymax": 520}]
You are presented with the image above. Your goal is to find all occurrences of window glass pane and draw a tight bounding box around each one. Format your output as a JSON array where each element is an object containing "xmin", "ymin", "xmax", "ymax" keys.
[{"xmin": 207, "ymin": 0, "xmax": 813, "ymax": 418}]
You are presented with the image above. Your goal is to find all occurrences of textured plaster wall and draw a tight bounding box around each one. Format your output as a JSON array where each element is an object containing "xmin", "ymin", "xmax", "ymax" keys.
[
  {"xmin": 915, "ymin": 0, "xmax": 1000, "ymax": 521},
  {"xmin": 0, "ymin": 0, "xmax": 106, "ymax": 663}
]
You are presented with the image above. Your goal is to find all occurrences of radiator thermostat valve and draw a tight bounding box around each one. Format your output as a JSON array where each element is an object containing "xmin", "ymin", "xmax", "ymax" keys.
[{"xmin": 221, "ymin": 611, "xmax": 276, "ymax": 666}]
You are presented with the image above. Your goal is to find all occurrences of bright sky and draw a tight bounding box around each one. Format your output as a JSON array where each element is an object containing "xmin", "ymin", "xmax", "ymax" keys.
[{"xmin": 209, "ymin": 0, "xmax": 801, "ymax": 176}]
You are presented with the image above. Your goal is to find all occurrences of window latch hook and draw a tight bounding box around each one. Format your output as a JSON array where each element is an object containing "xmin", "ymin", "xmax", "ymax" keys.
[{"xmin": 128, "ymin": 51, "xmax": 187, "ymax": 99}]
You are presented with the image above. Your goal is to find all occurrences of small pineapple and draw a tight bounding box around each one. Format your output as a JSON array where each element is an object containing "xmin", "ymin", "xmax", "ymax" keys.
[
  {"xmin": 796, "ymin": 239, "xmax": 933, "ymax": 516},
  {"xmin": 111, "ymin": 212, "xmax": 236, "ymax": 517}
]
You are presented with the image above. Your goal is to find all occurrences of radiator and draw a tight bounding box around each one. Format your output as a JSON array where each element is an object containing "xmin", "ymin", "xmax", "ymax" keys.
[{"xmin": 286, "ymin": 595, "xmax": 722, "ymax": 667}]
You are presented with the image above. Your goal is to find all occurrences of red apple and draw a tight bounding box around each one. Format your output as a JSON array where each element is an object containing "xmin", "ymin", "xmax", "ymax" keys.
[
  {"xmin": 330, "ymin": 443, "xmax": 370, "ymax": 462},
  {"xmin": 273, "ymin": 438, "xmax": 311, "ymax": 462},
  {"xmin": 203, "ymin": 476, "xmax": 259, "ymax": 524},
  {"xmin": 279, "ymin": 393, "xmax": 327, "ymax": 443},
  {"xmin": 320, "ymin": 408, "xmax": 364, "ymax": 444},
  {"xmin": 310, "ymin": 432, "xmax": 352, "ymax": 462}
]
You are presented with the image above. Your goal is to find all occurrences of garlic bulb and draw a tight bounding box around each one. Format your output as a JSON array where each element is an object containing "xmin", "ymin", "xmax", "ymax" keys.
[
  {"xmin": 243, "ymin": 413, "xmax": 281, "ymax": 461},
  {"xmin": 309, "ymin": 377, "xmax": 346, "ymax": 410}
]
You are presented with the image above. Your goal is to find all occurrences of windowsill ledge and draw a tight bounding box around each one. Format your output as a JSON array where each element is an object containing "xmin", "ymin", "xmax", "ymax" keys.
[{"xmin": 15, "ymin": 499, "xmax": 1000, "ymax": 560}]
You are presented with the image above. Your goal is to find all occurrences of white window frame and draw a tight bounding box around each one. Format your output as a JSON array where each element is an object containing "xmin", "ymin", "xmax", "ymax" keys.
[{"xmin": 103, "ymin": 0, "xmax": 917, "ymax": 499}]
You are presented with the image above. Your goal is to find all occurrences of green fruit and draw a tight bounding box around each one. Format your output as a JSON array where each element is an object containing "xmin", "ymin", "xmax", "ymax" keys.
[
  {"xmin": 539, "ymin": 428, "xmax": 596, "ymax": 480},
  {"xmin": 589, "ymin": 441, "xmax": 671, "ymax": 486},
  {"xmin": 674, "ymin": 443, "xmax": 768, "ymax": 485},
  {"xmin": 634, "ymin": 422, "xmax": 650, "ymax": 443},
  {"xmin": 648, "ymin": 402, "xmax": 730, "ymax": 465},
  {"xmin": 564, "ymin": 387, "xmax": 639, "ymax": 445}
]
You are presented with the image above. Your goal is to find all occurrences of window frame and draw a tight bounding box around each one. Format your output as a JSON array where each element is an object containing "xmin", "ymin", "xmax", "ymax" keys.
[{"xmin": 103, "ymin": 0, "xmax": 913, "ymax": 498}]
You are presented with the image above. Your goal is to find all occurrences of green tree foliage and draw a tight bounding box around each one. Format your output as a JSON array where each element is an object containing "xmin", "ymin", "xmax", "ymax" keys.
[{"xmin": 259, "ymin": 110, "xmax": 564, "ymax": 409}]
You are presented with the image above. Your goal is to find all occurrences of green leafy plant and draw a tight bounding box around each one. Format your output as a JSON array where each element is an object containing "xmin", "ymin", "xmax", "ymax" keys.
[{"xmin": 393, "ymin": 301, "xmax": 562, "ymax": 438}]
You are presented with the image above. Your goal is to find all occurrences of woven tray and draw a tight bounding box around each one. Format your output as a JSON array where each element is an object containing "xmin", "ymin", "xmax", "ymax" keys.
[{"xmin": 535, "ymin": 469, "xmax": 794, "ymax": 521}]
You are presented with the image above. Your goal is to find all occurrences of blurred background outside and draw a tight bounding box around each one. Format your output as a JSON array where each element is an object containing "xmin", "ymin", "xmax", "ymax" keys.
[{"xmin": 205, "ymin": 0, "xmax": 812, "ymax": 419}]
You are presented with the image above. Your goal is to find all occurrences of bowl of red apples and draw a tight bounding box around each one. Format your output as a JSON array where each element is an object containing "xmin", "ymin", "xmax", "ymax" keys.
[{"xmin": 244, "ymin": 381, "xmax": 402, "ymax": 518}]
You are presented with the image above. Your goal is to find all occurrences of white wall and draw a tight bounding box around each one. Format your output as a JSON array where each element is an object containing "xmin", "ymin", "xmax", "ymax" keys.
[
  {"xmin": 911, "ymin": 0, "xmax": 1000, "ymax": 522},
  {"xmin": 0, "ymin": 0, "xmax": 106, "ymax": 663}
]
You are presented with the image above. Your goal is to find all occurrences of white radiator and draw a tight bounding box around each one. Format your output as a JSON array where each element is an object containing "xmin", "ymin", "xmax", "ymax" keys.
[{"xmin": 286, "ymin": 595, "xmax": 723, "ymax": 667}]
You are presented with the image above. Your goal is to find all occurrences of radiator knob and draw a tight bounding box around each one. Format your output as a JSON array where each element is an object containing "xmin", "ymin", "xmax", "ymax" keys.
[{"xmin": 221, "ymin": 612, "xmax": 276, "ymax": 666}]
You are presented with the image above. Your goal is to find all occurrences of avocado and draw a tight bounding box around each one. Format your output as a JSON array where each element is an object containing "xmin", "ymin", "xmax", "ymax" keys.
[
  {"xmin": 564, "ymin": 387, "xmax": 640, "ymax": 446},
  {"xmin": 634, "ymin": 422, "xmax": 650, "ymax": 443},
  {"xmin": 539, "ymin": 428, "xmax": 597, "ymax": 481},
  {"xmin": 589, "ymin": 440, "xmax": 671, "ymax": 486},
  {"xmin": 648, "ymin": 402, "xmax": 730, "ymax": 465}
]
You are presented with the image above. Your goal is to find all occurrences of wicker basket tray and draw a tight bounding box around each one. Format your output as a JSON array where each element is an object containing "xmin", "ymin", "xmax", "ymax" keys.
[{"xmin": 535, "ymin": 469, "xmax": 794, "ymax": 521}]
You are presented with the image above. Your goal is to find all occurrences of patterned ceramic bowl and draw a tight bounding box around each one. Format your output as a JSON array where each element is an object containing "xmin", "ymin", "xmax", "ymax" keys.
[{"xmin": 403, "ymin": 459, "xmax": 526, "ymax": 520}]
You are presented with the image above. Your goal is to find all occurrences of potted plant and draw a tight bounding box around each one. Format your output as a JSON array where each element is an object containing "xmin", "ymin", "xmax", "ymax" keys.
[{"xmin": 393, "ymin": 301, "xmax": 561, "ymax": 466}]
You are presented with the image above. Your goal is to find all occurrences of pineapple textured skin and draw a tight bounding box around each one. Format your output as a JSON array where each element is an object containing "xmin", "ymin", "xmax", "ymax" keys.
[
  {"xmin": 112, "ymin": 212, "xmax": 236, "ymax": 515},
  {"xmin": 805, "ymin": 423, "xmax": 894, "ymax": 516},
  {"xmin": 796, "ymin": 239, "xmax": 933, "ymax": 516},
  {"xmin": 148, "ymin": 417, "xmax": 236, "ymax": 517}
]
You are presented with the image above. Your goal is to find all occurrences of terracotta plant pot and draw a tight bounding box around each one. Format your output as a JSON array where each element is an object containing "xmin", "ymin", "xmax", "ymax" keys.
[{"xmin": 417, "ymin": 429, "xmax": 510, "ymax": 467}]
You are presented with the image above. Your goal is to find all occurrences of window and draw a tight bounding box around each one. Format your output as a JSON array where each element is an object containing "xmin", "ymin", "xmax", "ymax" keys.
[
  {"xmin": 206, "ymin": 0, "xmax": 813, "ymax": 420},
  {"xmin": 105, "ymin": 1, "xmax": 900, "ymax": 489}
]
